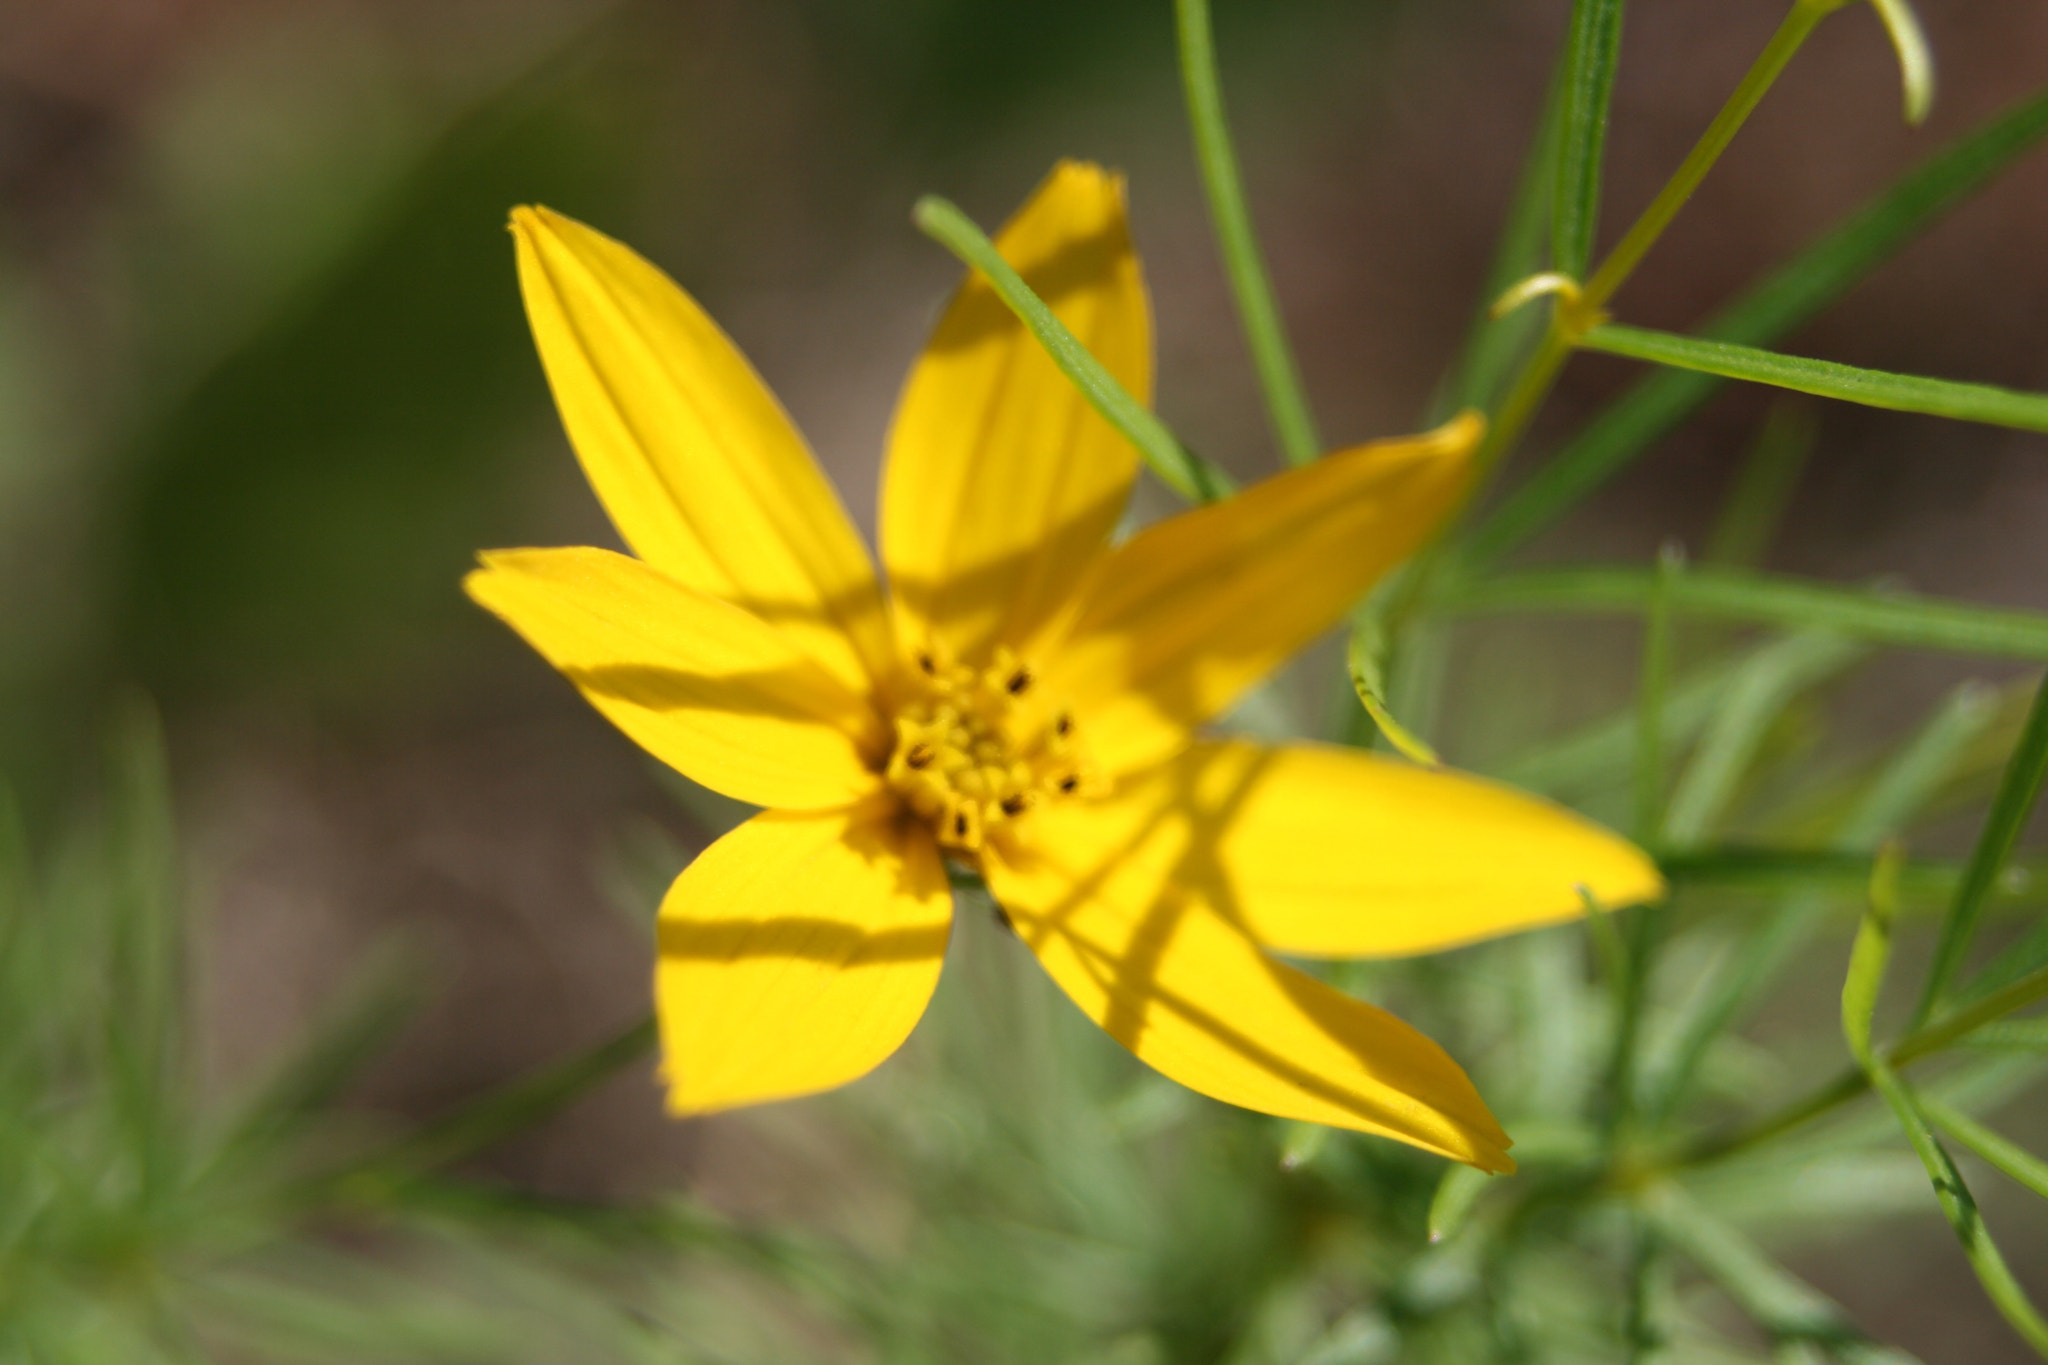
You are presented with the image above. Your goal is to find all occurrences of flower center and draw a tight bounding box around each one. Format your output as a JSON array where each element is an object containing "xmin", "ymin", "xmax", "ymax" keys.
[{"xmin": 885, "ymin": 647, "xmax": 1090, "ymax": 853}]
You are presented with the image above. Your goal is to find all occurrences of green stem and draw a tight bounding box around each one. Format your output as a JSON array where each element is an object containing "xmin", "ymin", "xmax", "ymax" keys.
[
  {"xmin": 1470, "ymin": 324, "xmax": 1574, "ymax": 478},
  {"xmin": 1673, "ymin": 961, "xmax": 2048, "ymax": 1168},
  {"xmin": 1174, "ymin": 0, "xmax": 1322, "ymax": 465},
  {"xmin": 1462, "ymin": 0, "xmax": 1842, "ymax": 486},
  {"xmin": 1581, "ymin": 0, "xmax": 1846, "ymax": 312},
  {"xmin": 1552, "ymin": 0, "xmax": 1628, "ymax": 281},
  {"xmin": 1913, "ymin": 669, "xmax": 2048, "ymax": 1027},
  {"xmin": 1867, "ymin": 1065, "xmax": 2048, "ymax": 1356}
]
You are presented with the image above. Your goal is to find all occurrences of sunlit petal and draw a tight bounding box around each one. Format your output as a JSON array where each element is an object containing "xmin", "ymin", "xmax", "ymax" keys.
[
  {"xmin": 656, "ymin": 803, "xmax": 952, "ymax": 1114},
  {"xmin": 985, "ymin": 819, "xmax": 1514, "ymax": 1172},
  {"xmin": 466, "ymin": 546, "xmax": 884, "ymax": 810},
  {"xmin": 512, "ymin": 206, "xmax": 892, "ymax": 695},
  {"xmin": 881, "ymin": 161, "xmax": 1152, "ymax": 672},
  {"xmin": 1025, "ymin": 738, "xmax": 1661, "ymax": 959},
  {"xmin": 1044, "ymin": 414, "xmax": 1480, "ymax": 776}
]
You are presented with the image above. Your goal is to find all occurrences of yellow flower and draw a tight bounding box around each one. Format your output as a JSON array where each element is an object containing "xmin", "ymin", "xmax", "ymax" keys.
[{"xmin": 467, "ymin": 161, "xmax": 1661, "ymax": 1174}]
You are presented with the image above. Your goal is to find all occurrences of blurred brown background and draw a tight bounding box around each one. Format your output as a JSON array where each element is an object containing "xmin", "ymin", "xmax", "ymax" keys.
[{"xmin": 2, "ymin": 0, "xmax": 2045, "ymax": 1356}]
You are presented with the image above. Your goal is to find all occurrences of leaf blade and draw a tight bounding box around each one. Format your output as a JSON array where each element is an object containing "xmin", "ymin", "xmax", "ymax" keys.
[
  {"xmin": 1579, "ymin": 323, "xmax": 2048, "ymax": 434},
  {"xmin": 1440, "ymin": 564, "xmax": 2048, "ymax": 661},
  {"xmin": 1467, "ymin": 84, "xmax": 2048, "ymax": 563},
  {"xmin": 1552, "ymin": 0, "xmax": 1627, "ymax": 279}
]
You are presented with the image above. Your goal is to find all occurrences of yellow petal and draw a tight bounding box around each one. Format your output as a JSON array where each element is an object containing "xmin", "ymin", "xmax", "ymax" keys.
[
  {"xmin": 656, "ymin": 803, "xmax": 951, "ymax": 1114},
  {"xmin": 466, "ymin": 546, "xmax": 885, "ymax": 810},
  {"xmin": 881, "ymin": 161, "xmax": 1152, "ymax": 672},
  {"xmin": 985, "ymin": 823, "xmax": 1514, "ymax": 1172},
  {"xmin": 1037, "ymin": 738, "xmax": 1663, "ymax": 960},
  {"xmin": 511, "ymin": 206, "xmax": 892, "ymax": 696},
  {"xmin": 1043, "ymin": 413, "xmax": 1481, "ymax": 776}
]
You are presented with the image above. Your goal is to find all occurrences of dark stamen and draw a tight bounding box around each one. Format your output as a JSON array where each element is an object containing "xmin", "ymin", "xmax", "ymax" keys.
[
  {"xmin": 954, "ymin": 812, "xmax": 969, "ymax": 837},
  {"xmin": 904, "ymin": 742, "xmax": 934, "ymax": 770},
  {"xmin": 1000, "ymin": 794, "xmax": 1028, "ymax": 817},
  {"xmin": 1054, "ymin": 713, "xmax": 1073, "ymax": 737},
  {"xmin": 1057, "ymin": 775, "xmax": 1080, "ymax": 794},
  {"xmin": 916, "ymin": 652, "xmax": 937, "ymax": 675},
  {"xmin": 1005, "ymin": 668, "xmax": 1032, "ymax": 695}
]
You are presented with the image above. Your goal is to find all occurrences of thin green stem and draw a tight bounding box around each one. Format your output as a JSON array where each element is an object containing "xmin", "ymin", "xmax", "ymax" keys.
[
  {"xmin": 1865, "ymin": 1063, "xmax": 2048, "ymax": 1355},
  {"xmin": 1578, "ymin": 322, "xmax": 2048, "ymax": 433},
  {"xmin": 1174, "ymin": 0, "xmax": 1321, "ymax": 465},
  {"xmin": 1920, "ymin": 1093, "xmax": 2048, "ymax": 1200},
  {"xmin": 1439, "ymin": 562, "xmax": 2048, "ymax": 662},
  {"xmin": 1913, "ymin": 669, "xmax": 2048, "ymax": 1027},
  {"xmin": 1467, "ymin": 83, "xmax": 2048, "ymax": 565},
  {"xmin": 1672, "ymin": 961, "xmax": 2048, "ymax": 1168},
  {"xmin": 1582, "ymin": 0, "xmax": 1845, "ymax": 312},
  {"xmin": 1897, "ymin": 962, "xmax": 2048, "ymax": 1067},
  {"xmin": 1461, "ymin": 0, "xmax": 1841, "ymax": 488},
  {"xmin": 1470, "ymin": 324, "xmax": 1574, "ymax": 478},
  {"xmin": 1846, "ymin": 889, "xmax": 2048, "ymax": 1363}
]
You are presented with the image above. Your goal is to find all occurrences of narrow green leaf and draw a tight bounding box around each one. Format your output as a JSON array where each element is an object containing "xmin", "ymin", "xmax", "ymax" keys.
[
  {"xmin": 1592, "ymin": 891, "xmax": 1653, "ymax": 1143},
  {"xmin": 1865, "ymin": 1067, "xmax": 2048, "ymax": 1355},
  {"xmin": 1552, "ymin": 0, "xmax": 1627, "ymax": 278},
  {"xmin": 204, "ymin": 942, "xmax": 428, "ymax": 1182},
  {"xmin": 1583, "ymin": 888, "xmax": 1632, "ymax": 1012},
  {"xmin": 1635, "ymin": 542, "xmax": 1684, "ymax": 846},
  {"xmin": 101, "ymin": 693, "xmax": 186, "ymax": 1203},
  {"xmin": 1659, "ymin": 849, "xmax": 2042, "ymax": 905},
  {"xmin": 1581, "ymin": 0, "xmax": 1835, "ymax": 312},
  {"xmin": 1662, "ymin": 632, "xmax": 1861, "ymax": 848},
  {"xmin": 1843, "ymin": 844, "xmax": 1905, "ymax": 1064},
  {"xmin": 1846, "ymin": 681, "xmax": 2002, "ymax": 847},
  {"xmin": 912, "ymin": 195, "xmax": 1235, "ymax": 502},
  {"xmin": 1427, "ymin": 1164, "xmax": 1492, "ymax": 1244},
  {"xmin": 1842, "ymin": 847, "xmax": 2048, "ymax": 1355},
  {"xmin": 1467, "ymin": 84, "xmax": 2048, "ymax": 563},
  {"xmin": 1648, "ymin": 684, "xmax": 2014, "ymax": 1123},
  {"xmin": 1642, "ymin": 1183, "xmax": 1918, "ymax": 1363},
  {"xmin": 1896, "ymin": 963, "xmax": 2048, "ymax": 1068},
  {"xmin": 1919, "ymin": 1093, "xmax": 2048, "ymax": 1201},
  {"xmin": 1960, "ymin": 917, "xmax": 2048, "ymax": 1010},
  {"xmin": 1346, "ymin": 618, "xmax": 1440, "ymax": 766},
  {"xmin": 1960, "ymin": 1020, "xmax": 2048, "ymax": 1051},
  {"xmin": 1174, "ymin": 0, "xmax": 1321, "ymax": 465},
  {"xmin": 1704, "ymin": 402, "xmax": 1817, "ymax": 568},
  {"xmin": 1513, "ymin": 930, "xmax": 1598, "ymax": 1120},
  {"xmin": 1580, "ymin": 323, "xmax": 2048, "ymax": 434},
  {"xmin": 1915, "ymin": 671, "xmax": 2048, "ymax": 1027},
  {"xmin": 1493, "ymin": 650, "xmax": 1749, "ymax": 797},
  {"xmin": 1461, "ymin": 0, "xmax": 1833, "ymax": 489},
  {"xmin": 1439, "ymin": 564, "xmax": 2048, "ymax": 661},
  {"xmin": 1622, "ymin": 1215, "xmax": 1671, "ymax": 1364},
  {"xmin": 1278, "ymin": 1119, "xmax": 1329, "ymax": 1172}
]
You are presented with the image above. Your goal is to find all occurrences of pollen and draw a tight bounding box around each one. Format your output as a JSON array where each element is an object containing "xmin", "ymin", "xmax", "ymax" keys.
[{"xmin": 884, "ymin": 646, "xmax": 1093, "ymax": 852}]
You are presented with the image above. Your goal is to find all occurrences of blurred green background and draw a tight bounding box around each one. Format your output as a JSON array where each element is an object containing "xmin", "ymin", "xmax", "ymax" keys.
[{"xmin": 2, "ymin": 0, "xmax": 2046, "ymax": 1359}]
